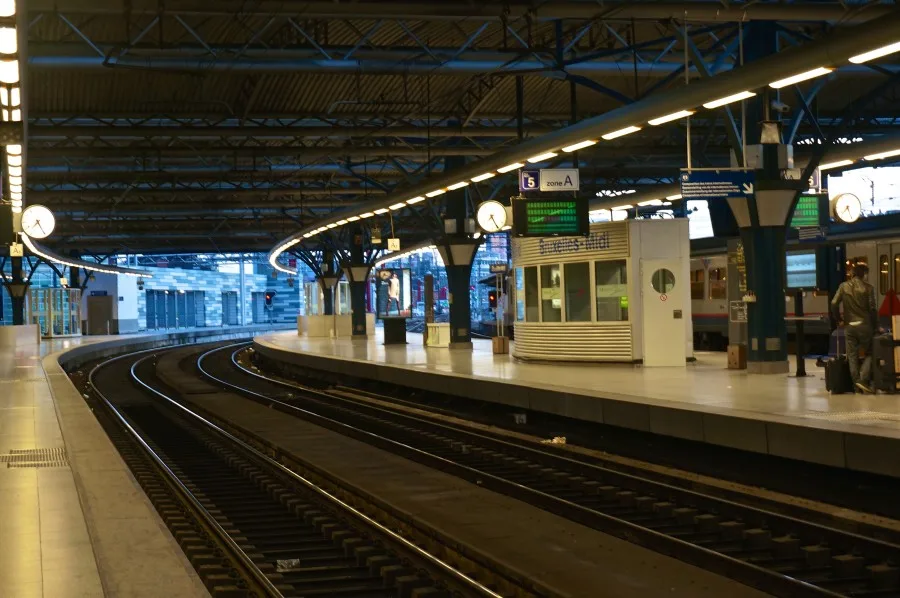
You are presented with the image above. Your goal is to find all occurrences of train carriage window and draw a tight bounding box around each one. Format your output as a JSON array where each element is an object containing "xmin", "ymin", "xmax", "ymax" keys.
[
  {"xmin": 690, "ymin": 269, "xmax": 705, "ymax": 300},
  {"xmin": 894, "ymin": 255, "xmax": 900, "ymax": 292},
  {"xmin": 880, "ymin": 254, "xmax": 890, "ymax": 294},
  {"xmin": 708, "ymin": 268, "xmax": 727, "ymax": 300}
]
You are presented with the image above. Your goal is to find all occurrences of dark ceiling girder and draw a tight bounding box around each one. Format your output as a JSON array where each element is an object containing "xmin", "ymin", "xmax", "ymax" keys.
[
  {"xmin": 28, "ymin": 146, "xmax": 493, "ymax": 158},
  {"xmin": 29, "ymin": 125, "xmax": 550, "ymax": 139},
  {"xmin": 28, "ymin": 0, "xmax": 895, "ymax": 22}
]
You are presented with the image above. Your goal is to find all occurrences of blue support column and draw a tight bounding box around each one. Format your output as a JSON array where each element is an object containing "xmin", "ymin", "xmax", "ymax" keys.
[
  {"xmin": 740, "ymin": 225, "xmax": 788, "ymax": 369},
  {"xmin": 345, "ymin": 228, "xmax": 371, "ymax": 339}
]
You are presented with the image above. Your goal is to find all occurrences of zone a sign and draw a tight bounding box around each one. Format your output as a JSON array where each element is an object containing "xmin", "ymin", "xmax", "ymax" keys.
[{"xmin": 519, "ymin": 169, "xmax": 580, "ymax": 192}]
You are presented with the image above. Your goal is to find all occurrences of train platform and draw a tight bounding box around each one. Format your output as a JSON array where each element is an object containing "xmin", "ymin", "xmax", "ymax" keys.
[
  {"xmin": 253, "ymin": 329, "xmax": 900, "ymax": 479},
  {"xmin": 2, "ymin": 324, "xmax": 289, "ymax": 598}
]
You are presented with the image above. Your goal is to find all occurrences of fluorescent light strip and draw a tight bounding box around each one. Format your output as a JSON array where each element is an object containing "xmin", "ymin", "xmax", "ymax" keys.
[
  {"xmin": 609, "ymin": 204, "xmax": 633, "ymax": 210},
  {"xmin": 447, "ymin": 181, "xmax": 470, "ymax": 190},
  {"xmin": 374, "ymin": 208, "xmax": 389, "ymax": 214},
  {"xmin": 602, "ymin": 126, "xmax": 641, "ymax": 140},
  {"xmin": 769, "ymin": 67, "xmax": 832, "ymax": 89},
  {"xmin": 561, "ymin": 140, "xmax": 597, "ymax": 152},
  {"xmin": 818, "ymin": 159, "xmax": 854, "ymax": 171},
  {"xmin": 648, "ymin": 110, "xmax": 694, "ymax": 126},
  {"xmin": 666, "ymin": 194, "xmax": 683, "ymax": 201},
  {"xmin": 388, "ymin": 203, "xmax": 406, "ymax": 210},
  {"xmin": 637, "ymin": 199, "xmax": 662, "ymax": 207},
  {"xmin": 425, "ymin": 189, "xmax": 446, "ymax": 197},
  {"xmin": 702, "ymin": 91, "xmax": 756, "ymax": 109},
  {"xmin": 526, "ymin": 151, "xmax": 557, "ymax": 163},
  {"xmin": 21, "ymin": 234, "xmax": 152, "ymax": 278},
  {"xmin": 347, "ymin": 215, "xmax": 361, "ymax": 222},
  {"xmin": 326, "ymin": 223, "xmax": 338, "ymax": 228},
  {"xmin": 864, "ymin": 148, "xmax": 900, "ymax": 161},
  {"xmin": 497, "ymin": 162, "xmax": 524, "ymax": 173},
  {"xmin": 336, "ymin": 219, "xmax": 348, "ymax": 225},
  {"xmin": 406, "ymin": 196, "xmax": 426, "ymax": 203},
  {"xmin": 360, "ymin": 212, "xmax": 374, "ymax": 218},
  {"xmin": 850, "ymin": 41, "xmax": 900, "ymax": 64},
  {"xmin": 471, "ymin": 172, "xmax": 495, "ymax": 182}
]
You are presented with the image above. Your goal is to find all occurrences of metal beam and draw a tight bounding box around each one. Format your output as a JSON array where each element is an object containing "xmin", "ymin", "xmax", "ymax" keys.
[
  {"xmin": 27, "ymin": 146, "xmax": 493, "ymax": 158},
  {"xmin": 29, "ymin": 125, "xmax": 550, "ymax": 139},
  {"xmin": 27, "ymin": 1, "xmax": 896, "ymax": 23}
]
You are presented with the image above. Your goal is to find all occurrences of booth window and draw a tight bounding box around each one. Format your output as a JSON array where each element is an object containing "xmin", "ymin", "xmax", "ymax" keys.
[
  {"xmin": 708, "ymin": 268, "xmax": 727, "ymax": 300},
  {"xmin": 595, "ymin": 260, "xmax": 628, "ymax": 321},
  {"xmin": 524, "ymin": 266, "xmax": 539, "ymax": 322},
  {"xmin": 540, "ymin": 264, "xmax": 562, "ymax": 322},
  {"xmin": 564, "ymin": 262, "xmax": 591, "ymax": 322},
  {"xmin": 880, "ymin": 253, "xmax": 889, "ymax": 294},
  {"xmin": 690, "ymin": 269, "xmax": 705, "ymax": 300}
]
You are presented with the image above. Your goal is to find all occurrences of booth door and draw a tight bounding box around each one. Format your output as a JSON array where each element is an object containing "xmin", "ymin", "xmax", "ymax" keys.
[{"xmin": 641, "ymin": 259, "xmax": 686, "ymax": 367}]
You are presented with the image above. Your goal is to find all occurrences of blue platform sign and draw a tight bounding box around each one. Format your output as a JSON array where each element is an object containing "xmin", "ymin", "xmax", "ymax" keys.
[
  {"xmin": 680, "ymin": 170, "xmax": 755, "ymax": 200},
  {"xmin": 520, "ymin": 170, "xmax": 540, "ymax": 192}
]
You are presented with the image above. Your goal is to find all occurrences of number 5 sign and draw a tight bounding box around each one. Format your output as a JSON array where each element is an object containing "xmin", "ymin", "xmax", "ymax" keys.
[{"xmin": 519, "ymin": 170, "xmax": 540, "ymax": 192}]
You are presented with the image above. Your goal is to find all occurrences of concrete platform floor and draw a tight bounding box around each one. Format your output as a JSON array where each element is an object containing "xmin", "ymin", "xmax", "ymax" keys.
[{"xmin": 254, "ymin": 329, "xmax": 900, "ymax": 477}]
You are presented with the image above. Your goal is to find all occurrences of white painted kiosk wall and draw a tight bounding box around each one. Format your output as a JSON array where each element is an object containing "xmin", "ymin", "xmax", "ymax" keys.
[{"xmin": 511, "ymin": 219, "xmax": 693, "ymax": 365}]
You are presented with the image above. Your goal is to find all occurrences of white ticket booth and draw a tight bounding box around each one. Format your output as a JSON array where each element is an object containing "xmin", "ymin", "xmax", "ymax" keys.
[{"xmin": 512, "ymin": 219, "xmax": 692, "ymax": 365}]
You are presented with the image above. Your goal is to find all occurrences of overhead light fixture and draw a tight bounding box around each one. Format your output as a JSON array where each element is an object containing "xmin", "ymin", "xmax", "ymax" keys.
[
  {"xmin": 8, "ymin": 174, "xmax": 20, "ymax": 185},
  {"xmin": 406, "ymin": 196, "xmax": 426, "ymax": 203},
  {"xmin": 316, "ymin": 226, "xmax": 327, "ymax": 233},
  {"xmin": 0, "ymin": 27, "xmax": 15, "ymax": 55},
  {"xmin": 0, "ymin": 59, "xmax": 17, "ymax": 84},
  {"xmin": 425, "ymin": 189, "xmax": 445, "ymax": 197},
  {"xmin": 609, "ymin": 204, "xmax": 633, "ymax": 210},
  {"xmin": 10, "ymin": 191, "xmax": 20, "ymax": 200},
  {"xmin": 666, "ymin": 194, "xmax": 683, "ymax": 201},
  {"xmin": 702, "ymin": 91, "xmax": 756, "ymax": 109},
  {"xmin": 500, "ymin": 225, "xmax": 512, "ymax": 231},
  {"xmin": 497, "ymin": 162, "xmax": 524, "ymax": 173},
  {"xmin": 648, "ymin": 110, "xmax": 695, "ymax": 126},
  {"xmin": 336, "ymin": 219, "xmax": 348, "ymax": 225},
  {"xmin": 471, "ymin": 172, "xmax": 495, "ymax": 182},
  {"xmin": 11, "ymin": 205, "xmax": 20, "ymax": 213},
  {"xmin": 0, "ymin": 0, "xmax": 15, "ymax": 17},
  {"xmin": 446, "ymin": 181, "xmax": 469, "ymax": 190},
  {"xmin": 562, "ymin": 140, "xmax": 597, "ymax": 152},
  {"xmin": 8, "ymin": 164, "xmax": 21, "ymax": 176},
  {"xmin": 9, "ymin": 183, "xmax": 20, "ymax": 192},
  {"xmin": 360, "ymin": 212, "xmax": 374, "ymax": 218},
  {"xmin": 526, "ymin": 151, "xmax": 558, "ymax": 163},
  {"xmin": 472, "ymin": 232, "xmax": 481, "ymax": 240},
  {"xmin": 818, "ymin": 159, "xmax": 854, "ymax": 171},
  {"xmin": 7, "ymin": 154, "xmax": 20, "ymax": 166},
  {"xmin": 347, "ymin": 215, "xmax": 361, "ymax": 222},
  {"xmin": 388, "ymin": 203, "xmax": 406, "ymax": 211},
  {"xmin": 638, "ymin": 199, "xmax": 662, "ymax": 206},
  {"xmin": 864, "ymin": 148, "xmax": 900, "ymax": 161},
  {"xmin": 850, "ymin": 42, "xmax": 900, "ymax": 64},
  {"xmin": 602, "ymin": 126, "xmax": 641, "ymax": 140},
  {"xmin": 302, "ymin": 233, "xmax": 313, "ymax": 238},
  {"xmin": 326, "ymin": 223, "xmax": 338, "ymax": 229},
  {"xmin": 6, "ymin": 143, "xmax": 20, "ymax": 154},
  {"xmin": 374, "ymin": 208, "xmax": 389, "ymax": 214},
  {"xmin": 769, "ymin": 67, "xmax": 833, "ymax": 89}
]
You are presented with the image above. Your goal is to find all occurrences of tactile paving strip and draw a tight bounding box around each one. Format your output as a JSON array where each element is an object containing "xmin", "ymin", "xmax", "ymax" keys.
[
  {"xmin": 799, "ymin": 411, "xmax": 900, "ymax": 424},
  {"xmin": 0, "ymin": 447, "xmax": 69, "ymax": 468}
]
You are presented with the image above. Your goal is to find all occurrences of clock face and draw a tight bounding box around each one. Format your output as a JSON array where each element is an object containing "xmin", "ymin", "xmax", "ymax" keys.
[
  {"xmin": 476, "ymin": 201, "xmax": 507, "ymax": 233},
  {"xmin": 832, "ymin": 193, "xmax": 861, "ymax": 224},
  {"xmin": 21, "ymin": 205, "xmax": 55, "ymax": 239}
]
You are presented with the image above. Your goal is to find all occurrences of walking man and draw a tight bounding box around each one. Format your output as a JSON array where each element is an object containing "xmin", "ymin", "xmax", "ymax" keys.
[{"xmin": 831, "ymin": 263, "xmax": 878, "ymax": 393}]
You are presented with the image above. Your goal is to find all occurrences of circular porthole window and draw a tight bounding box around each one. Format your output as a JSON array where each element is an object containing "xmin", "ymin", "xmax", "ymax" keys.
[{"xmin": 650, "ymin": 268, "xmax": 676, "ymax": 294}]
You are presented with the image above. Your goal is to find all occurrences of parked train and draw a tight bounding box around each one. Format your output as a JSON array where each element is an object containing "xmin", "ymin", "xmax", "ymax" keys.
[{"xmin": 691, "ymin": 238, "xmax": 900, "ymax": 351}]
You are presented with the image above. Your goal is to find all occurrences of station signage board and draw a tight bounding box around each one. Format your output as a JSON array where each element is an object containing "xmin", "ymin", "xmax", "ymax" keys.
[
  {"xmin": 512, "ymin": 197, "xmax": 589, "ymax": 237},
  {"xmin": 520, "ymin": 169, "xmax": 580, "ymax": 193},
  {"xmin": 680, "ymin": 170, "xmax": 755, "ymax": 200},
  {"xmin": 489, "ymin": 263, "xmax": 509, "ymax": 274}
]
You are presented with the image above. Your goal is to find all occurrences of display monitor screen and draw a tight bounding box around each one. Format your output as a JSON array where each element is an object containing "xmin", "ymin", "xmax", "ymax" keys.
[
  {"xmin": 375, "ymin": 267, "xmax": 412, "ymax": 318},
  {"xmin": 513, "ymin": 197, "xmax": 589, "ymax": 237},
  {"xmin": 790, "ymin": 194, "xmax": 822, "ymax": 228},
  {"xmin": 786, "ymin": 250, "xmax": 818, "ymax": 289},
  {"xmin": 828, "ymin": 166, "xmax": 900, "ymax": 218}
]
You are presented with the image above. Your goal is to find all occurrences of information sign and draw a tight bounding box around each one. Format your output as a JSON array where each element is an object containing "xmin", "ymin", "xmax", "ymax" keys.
[
  {"xmin": 790, "ymin": 194, "xmax": 820, "ymax": 228},
  {"xmin": 729, "ymin": 301, "xmax": 748, "ymax": 323},
  {"xmin": 489, "ymin": 263, "xmax": 509, "ymax": 274},
  {"xmin": 512, "ymin": 197, "xmax": 589, "ymax": 237},
  {"xmin": 680, "ymin": 170, "xmax": 755, "ymax": 200},
  {"xmin": 519, "ymin": 169, "xmax": 580, "ymax": 192}
]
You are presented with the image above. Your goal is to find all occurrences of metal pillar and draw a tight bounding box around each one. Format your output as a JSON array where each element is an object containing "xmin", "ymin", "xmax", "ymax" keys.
[
  {"xmin": 239, "ymin": 253, "xmax": 246, "ymax": 326},
  {"xmin": 319, "ymin": 251, "xmax": 339, "ymax": 316},
  {"xmin": 439, "ymin": 154, "xmax": 479, "ymax": 349},
  {"xmin": 6, "ymin": 257, "xmax": 28, "ymax": 325},
  {"xmin": 345, "ymin": 228, "xmax": 371, "ymax": 339}
]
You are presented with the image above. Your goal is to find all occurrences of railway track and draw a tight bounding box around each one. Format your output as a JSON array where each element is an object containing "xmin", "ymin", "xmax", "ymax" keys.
[
  {"xmin": 85, "ymin": 347, "xmax": 533, "ymax": 598},
  {"xmin": 195, "ymin": 342, "xmax": 900, "ymax": 598}
]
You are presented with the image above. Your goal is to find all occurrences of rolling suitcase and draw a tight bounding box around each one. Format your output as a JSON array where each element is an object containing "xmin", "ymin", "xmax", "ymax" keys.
[
  {"xmin": 872, "ymin": 333, "xmax": 897, "ymax": 393},
  {"xmin": 825, "ymin": 331, "xmax": 854, "ymax": 394}
]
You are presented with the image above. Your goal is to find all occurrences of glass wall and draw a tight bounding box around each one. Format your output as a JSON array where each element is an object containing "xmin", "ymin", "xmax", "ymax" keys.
[{"xmin": 516, "ymin": 259, "xmax": 630, "ymax": 323}]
